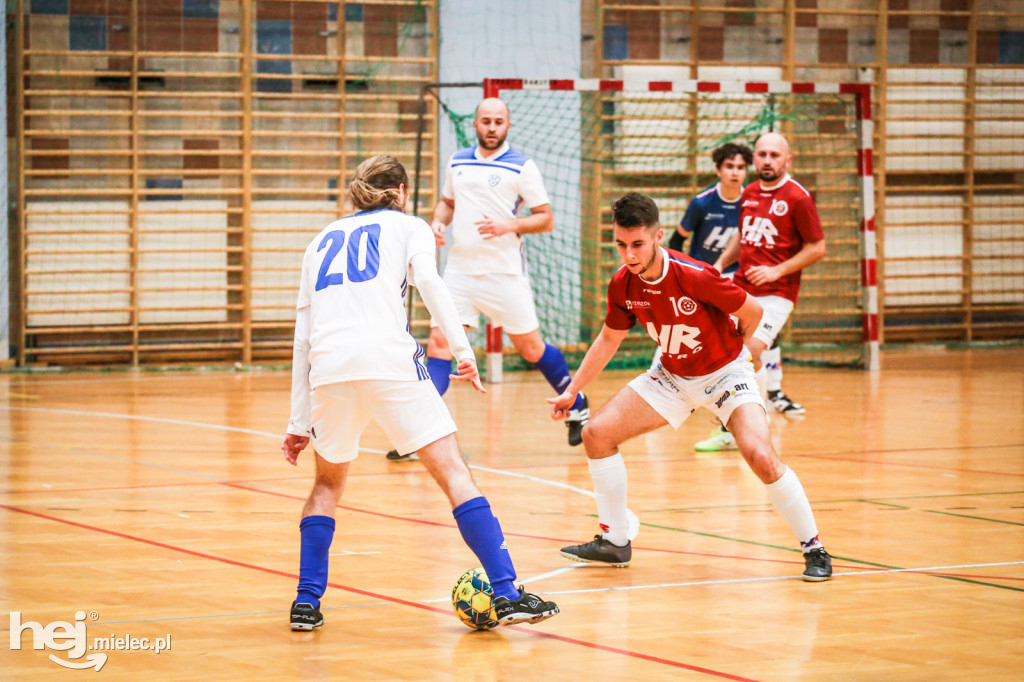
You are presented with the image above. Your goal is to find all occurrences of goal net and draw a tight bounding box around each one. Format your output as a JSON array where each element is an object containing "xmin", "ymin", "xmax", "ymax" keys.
[{"xmin": 431, "ymin": 78, "xmax": 875, "ymax": 370}]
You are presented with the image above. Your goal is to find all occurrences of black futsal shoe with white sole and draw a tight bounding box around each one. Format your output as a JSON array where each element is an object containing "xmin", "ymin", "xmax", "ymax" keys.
[
  {"xmin": 565, "ymin": 394, "xmax": 590, "ymax": 447},
  {"xmin": 560, "ymin": 534, "xmax": 632, "ymax": 567},
  {"xmin": 768, "ymin": 390, "xmax": 806, "ymax": 416},
  {"xmin": 290, "ymin": 601, "xmax": 324, "ymax": 631},
  {"xmin": 493, "ymin": 587, "xmax": 560, "ymax": 625},
  {"xmin": 802, "ymin": 547, "xmax": 833, "ymax": 582}
]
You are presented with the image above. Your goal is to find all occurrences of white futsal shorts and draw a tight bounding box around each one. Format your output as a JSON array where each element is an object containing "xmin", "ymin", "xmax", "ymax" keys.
[
  {"xmin": 309, "ymin": 379, "xmax": 456, "ymax": 463},
  {"xmin": 629, "ymin": 350, "xmax": 765, "ymax": 430},
  {"xmin": 433, "ymin": 271, "xmax": 540, "ymax": 335},
  {"xmin": 752, "ymin": 295, "xmax": 795, "ymax": 347}
]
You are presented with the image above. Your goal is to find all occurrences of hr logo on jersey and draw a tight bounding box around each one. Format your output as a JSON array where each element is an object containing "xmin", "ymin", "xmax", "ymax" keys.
[
  {"xmin": 645, "ymin": 322, "xmax": 701, "ymax": 355},
  {"xmin": 625, "ymin": 300, "xmax": 651, "ymax": 310},
  {"xmin": 769, "ymin": 199, "xmax": 789, "ymax": 217},
  {"xmin": 741, "ymin": 215, "xmax": 778, "ymax": 247},
  {"xmin": 488, "ymin": 174, "xmax": 501, "ymax": 187},
  {"xmin": 702, "ymin": 226, "xmax": 736, "ymax": 251}
]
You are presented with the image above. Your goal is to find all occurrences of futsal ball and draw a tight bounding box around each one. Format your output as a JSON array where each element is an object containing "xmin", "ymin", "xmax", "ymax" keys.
[{"xmin": 451, "ymin": 567, "xmax": 500, "ymax": 630}]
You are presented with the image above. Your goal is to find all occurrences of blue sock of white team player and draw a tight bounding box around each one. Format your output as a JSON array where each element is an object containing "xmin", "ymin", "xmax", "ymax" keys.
[
  {"xmin": 535, "ymin": 343, "xmax": 584, "ymax": 410},
  {"xmin": 295, "ymin": 516, "xmax": 335, "ymax": 608},
  {"xmin": 452, "ymin": 496, "xmax": 518, "ymax": 600},
  {"xmin": 426, "ymin": 355, "xmax": 452, "ymax": 396}
]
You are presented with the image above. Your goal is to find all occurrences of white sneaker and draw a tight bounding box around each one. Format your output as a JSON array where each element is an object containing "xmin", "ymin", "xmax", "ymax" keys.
[{"xmin": 695, "ymin": 428, "xmax": 737, "ymax": 452}]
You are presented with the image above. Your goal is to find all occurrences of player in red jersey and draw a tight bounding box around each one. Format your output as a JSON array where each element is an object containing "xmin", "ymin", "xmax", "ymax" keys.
[
  {"xmin": 548, "ymin": 192, "xmax": 831, "ymax": 581},
  {"xmin": 700, "ymin": 133, "xmax": 827, "ymax": 451}
]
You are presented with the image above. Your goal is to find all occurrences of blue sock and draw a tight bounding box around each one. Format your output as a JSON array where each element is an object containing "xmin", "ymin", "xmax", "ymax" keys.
[
  {"xmin": 452, "ymin": 496, "xmax": 518, "ymax": 600},
  {"xmin": 535, "ymin": 343, "xmax": 583, "ymax": 410},
  {"xmin": 296, "ymin": 515, "xmax": 335, "ymax": 608},
  {"xmin": 426, "ymin": 355, "xmax": 452, "ymax": 396}
]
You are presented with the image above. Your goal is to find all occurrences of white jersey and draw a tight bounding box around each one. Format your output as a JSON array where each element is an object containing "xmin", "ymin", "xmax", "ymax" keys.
[
  {"xmin": 297, "ymin": 208, "xmax": 435, "ymax": 386},
  {"xmin": 441, "ymin": 142, "xmax": 551, "ymax": 276}
]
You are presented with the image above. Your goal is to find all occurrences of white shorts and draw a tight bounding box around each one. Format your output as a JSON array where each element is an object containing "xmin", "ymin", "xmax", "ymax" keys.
[
  {"xmin": 433, "ymin": 271, "xmax": 540, "ymax": 335},
  {"xmin": 752, "ymin": 295, "xmax": 795, "ymax": 347},
  {"xmin": 629, "ymin": 350, "xmax": 765, "ymax": 430},
  {"xmin": 309, "ymin": 379, "xmax": 456, "ymax": 463}
]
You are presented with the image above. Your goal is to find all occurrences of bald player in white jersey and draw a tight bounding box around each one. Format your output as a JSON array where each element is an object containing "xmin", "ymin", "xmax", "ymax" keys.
[
  {"xmin": 405, "ymin": 98, "xmax": 589, "ymax": 453},
  {"xmin": 282, "ymin": 155, "xmax": 559, "ymax": 631}
]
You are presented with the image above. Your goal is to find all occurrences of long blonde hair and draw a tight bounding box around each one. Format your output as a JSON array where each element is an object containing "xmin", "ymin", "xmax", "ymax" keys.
[{"xmin": 348, "ymin": 155, "xmax": 409, "ymax": 211}]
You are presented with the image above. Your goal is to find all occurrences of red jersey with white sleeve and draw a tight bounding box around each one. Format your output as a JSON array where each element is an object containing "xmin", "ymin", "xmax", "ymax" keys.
[
  {"xmin": 605, "ymin": 248, "xmax": 749, "ymax": 377},
  {"xmin": 733, "ymin": 174, "xmax": 824, "ymax": 303}
]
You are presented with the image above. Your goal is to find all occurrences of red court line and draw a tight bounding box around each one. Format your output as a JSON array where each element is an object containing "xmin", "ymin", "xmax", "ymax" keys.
[
  {"xmin": 0, "ymin": 503, "xmax": 757, "ymax": 681},
  {"xmin": 0, "ymin": 468, "xmax": 427, "ymax": 496},
  {"xmin": 792, "ymin": 452, "xmax": 1024, "ymax": 479},
  {"xmin": 220, "ymin": 481, "xmax": 814, "ymax": 569}
]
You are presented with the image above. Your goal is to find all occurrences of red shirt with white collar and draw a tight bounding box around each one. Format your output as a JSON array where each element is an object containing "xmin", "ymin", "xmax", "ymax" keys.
[{"xmin": 605, "ymin": 248, "xmax": 748, "ymax": 377}]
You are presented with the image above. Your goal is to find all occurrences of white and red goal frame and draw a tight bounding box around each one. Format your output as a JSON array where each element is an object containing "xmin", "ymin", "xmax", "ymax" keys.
[{"xmin": 479, "ymin": 77, "xmax": 879, "ymax": 375}]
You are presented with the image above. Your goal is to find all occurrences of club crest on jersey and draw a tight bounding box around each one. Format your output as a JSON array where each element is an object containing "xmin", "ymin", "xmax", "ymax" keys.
[
  {"xmin": 488, "ymin": 174, "xmax": 501, "ymax": 187},
  {"xmin": 769, "ymin": 199, "xmax": 789, "ymax": 216},
  {"xmin": 676, "ymin": 296, "xmax": 697, "ymax": 315}
]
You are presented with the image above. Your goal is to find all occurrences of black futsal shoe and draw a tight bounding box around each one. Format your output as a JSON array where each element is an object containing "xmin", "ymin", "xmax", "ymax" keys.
[
  {"xmin": 802, "ymin": 547, "xmax": 833, "ymax": 582},
  {"xmin": 560, "ymin": 534, "xmax": 632, "ymax": 567},
  {"xmin": 290, "ymin": 601, "xmax": 324, "ymax": 631},
  {"xmin": 565, "ymin": 394, "xmax": 590, "ymax": 447},
  {"xmin": 493, "ymin": 587, "xmax": 560, "ymax": 625}
]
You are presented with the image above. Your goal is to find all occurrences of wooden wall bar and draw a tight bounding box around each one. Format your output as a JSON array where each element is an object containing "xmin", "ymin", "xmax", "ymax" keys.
[
  {"xmin": 587, "ymin": 0, "xmax": 1024, "ymax": 346},
  {"xmin": 13, "ymin": 0, "xmax": 438, "ymax": 366},
  {"xmin": 10, "ymin": 0, "xmax": 1022, "ymax": 366}
]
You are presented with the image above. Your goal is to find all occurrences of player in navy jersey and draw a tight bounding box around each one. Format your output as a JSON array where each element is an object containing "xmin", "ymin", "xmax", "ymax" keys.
[
  {"xmin": 548, "ymin": 192, "xmax": 831, "ymax": 581},
  {"xmin": 282, "ymin": 155, "xmax": 559, "ymax": 630},
  {"xmin": 385, "ymin": 97, "xmax": 588, "ymax": 460},
  {"xmin": 668, "ymin": 142, "xmax": 748, "ymax": 274}
]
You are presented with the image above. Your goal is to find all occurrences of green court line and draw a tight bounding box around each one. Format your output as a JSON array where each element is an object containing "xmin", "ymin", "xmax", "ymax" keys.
[
  {"xmin": 623, "ymin": 517, "xmax": 1024, "ymax": 593},
  {"xmin": 642, "ymin": 489, "xmax": 1024, "ymax": 513},
  {"xmin": 858, "ymin": 500, "xmax": 910, "ymax": 510},
  {"xmin": 925, "ymin": 509, "xmax": 1024, "ymax": 527}
]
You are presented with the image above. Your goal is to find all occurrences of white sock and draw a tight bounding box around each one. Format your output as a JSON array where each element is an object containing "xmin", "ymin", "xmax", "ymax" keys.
[
  {"xmin": 765, "ymin": 466, "xmax": 821, "ymax": 551},
  {"xmin": 762, "ymin": 346, "xmax": 782, "ymax": 392},
  {"xmin": 588, "ymin": 454, "xmax": 629, "ymax": 546}
]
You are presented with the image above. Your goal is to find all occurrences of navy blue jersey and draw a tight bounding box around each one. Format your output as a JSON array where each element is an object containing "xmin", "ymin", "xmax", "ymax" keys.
[{"xmin": 679, "ymin": 183, "xmax": 742, "ymax": 274}]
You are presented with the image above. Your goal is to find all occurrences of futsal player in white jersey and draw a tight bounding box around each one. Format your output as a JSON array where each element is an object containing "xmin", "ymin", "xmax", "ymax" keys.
[
  {"xmin": 282, "ymin": 155, "xmax": 559, "ymax": 631},
  {"xmin": 420, "ymin": 97, "xmax": 589, "ymax": 449}
]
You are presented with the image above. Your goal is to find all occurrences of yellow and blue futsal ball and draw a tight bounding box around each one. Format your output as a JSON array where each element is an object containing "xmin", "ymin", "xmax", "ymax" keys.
[{"xmin": 451, "ymin": 567, "xmax": 500, "ymax": 630}]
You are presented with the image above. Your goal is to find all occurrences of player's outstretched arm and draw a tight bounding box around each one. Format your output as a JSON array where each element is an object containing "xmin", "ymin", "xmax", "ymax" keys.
[
  {"xmin": 548, "ymin": 324, "xmax": 628, "ymax": 420},
  {"xmin": 410, "ymin": 252, "xmax": 485, "ymax": 394},
  {"xmin": 283, "ymin": 305, "xmax": 313, "ymax": 465}
]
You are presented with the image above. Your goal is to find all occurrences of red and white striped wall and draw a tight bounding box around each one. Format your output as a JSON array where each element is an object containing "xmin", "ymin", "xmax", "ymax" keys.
[{"xmin": 481, "ymin": 78, "xmax": 879, "ymax": 373}]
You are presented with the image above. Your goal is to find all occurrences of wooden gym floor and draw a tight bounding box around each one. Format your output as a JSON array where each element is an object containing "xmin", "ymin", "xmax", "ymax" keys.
[{"xmin": 1, "ymin": 346, "xmax": 1022, "ymax": 680}]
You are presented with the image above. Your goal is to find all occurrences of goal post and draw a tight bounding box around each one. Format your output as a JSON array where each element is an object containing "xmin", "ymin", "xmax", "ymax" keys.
[{"xmin": 430, "ymin": 77, "xmax": 878, "ymax": 373}]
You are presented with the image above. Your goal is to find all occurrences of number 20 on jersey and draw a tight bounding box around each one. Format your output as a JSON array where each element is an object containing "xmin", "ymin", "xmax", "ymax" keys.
[{"xmin": 315, "ymin": 223, "xmax": 382, "ymax": 291}]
